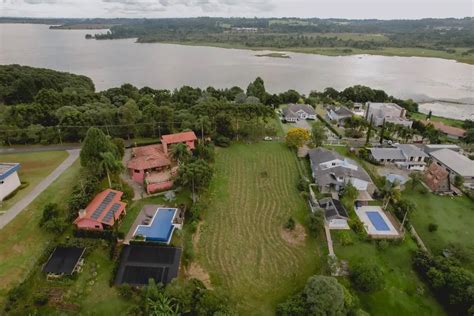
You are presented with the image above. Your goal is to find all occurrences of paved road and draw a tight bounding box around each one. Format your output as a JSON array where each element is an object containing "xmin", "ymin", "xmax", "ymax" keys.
[
  {"xmin": 0, "ymin": 149, "xmax": 80, "ymax": 230},
  {"xmin": 0, "ymin": 144, "xmax": 81, "ymax": 154}
]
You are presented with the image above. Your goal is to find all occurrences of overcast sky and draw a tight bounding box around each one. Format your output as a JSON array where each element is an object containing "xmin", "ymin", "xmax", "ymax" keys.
[{"xmin": 1, "ymin": 0, "xmax": 472, "ymax": 19}]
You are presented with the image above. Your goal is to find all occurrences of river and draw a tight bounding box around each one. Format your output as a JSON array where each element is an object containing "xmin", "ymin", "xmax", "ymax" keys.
[{"xmin": 1, "ymin": 23, "xmax": 473, "ymax": 120}]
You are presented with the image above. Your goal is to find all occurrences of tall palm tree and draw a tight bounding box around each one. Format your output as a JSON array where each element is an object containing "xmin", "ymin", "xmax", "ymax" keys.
[
  {"xmin": 99, "ymin": 151, "xmax": 124, "ymax": 188},
  {"xmin": 382, "ymin": 182, "xmax": 401, "ymax": 209},
  {"xmin": 170, "ymin": 143, "xmax": 191, "ymax": 164}
]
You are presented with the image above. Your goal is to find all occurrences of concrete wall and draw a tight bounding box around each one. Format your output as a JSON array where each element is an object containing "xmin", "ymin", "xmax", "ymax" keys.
[{"xmin": 0, "ymin": 172, "xmax": 21, "ymax": 201}]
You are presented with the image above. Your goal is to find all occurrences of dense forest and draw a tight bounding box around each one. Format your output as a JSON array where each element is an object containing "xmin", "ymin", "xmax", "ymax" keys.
[
  {"xmin": 89, "ymin": 17, "xmax": 474, "ymax": 53},
  {"xmin": 0, "ymin": 65, "xmax": 424, "ymax": 146}
]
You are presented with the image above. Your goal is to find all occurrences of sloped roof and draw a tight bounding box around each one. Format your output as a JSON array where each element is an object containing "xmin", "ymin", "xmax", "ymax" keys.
[
  {"xmin": 421, "ymin": 121, "xmax": 466, "ymax": 138},
  {"xmin": 0, "ymin": 163, "xmax": 20, "ymax": 181},
  {"xmin": 430, "ymin": 149, "xmax": 474, "ymax": 177},
  {"xmin": 424, "ymin": 162, "xmax": 450, "ymax": 192},
  {"xmin": 319, "ymin": 197, "xmax": 349, "ymax": 219},
  {"xmin": 397, "ymin": 144, "xmax": 428, "ymax": 158},
  {"xmin": 127, "ymin": 144, "xmax": 171, "ymax": 171},
  {"xmin": 74, "ymin": 189, "xmax": 126, "ymax": 227},
  {"xmin": 369, "ymin": 148, "xmax": 405, "ymax": 160},
  {"xmin": 287, "ymin": 103, "xmax": 316, "ymax": 115},
  {"xmin": 334, "ymin": 107, "xmax": 354, "ymax": 117},
  {"xmin": 161, "ymin": 131, "xmax": 197, "ymax": 144},
  {"xmin": 309, "ymin": 148, "xmax": 372, "ymax": 186}
]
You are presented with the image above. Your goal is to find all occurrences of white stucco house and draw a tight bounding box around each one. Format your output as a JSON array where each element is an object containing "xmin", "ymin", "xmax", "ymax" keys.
[
  {"xmin": 0, "ymin": 163, "xmax": 21, "ymax": 201},
  {"xmin": 282, "ymin": 104, "xmax": 316, "ymax": 122},
  {"xmin": 365, "ymin": 102, "xmax": 412, "ymax": 128}
]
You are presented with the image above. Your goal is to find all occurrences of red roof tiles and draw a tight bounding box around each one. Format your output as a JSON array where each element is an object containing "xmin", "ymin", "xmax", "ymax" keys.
[
  {"xmin": 127, "ymin": 144, "xmax": 171, "ymax": 171},
  {"xmin": 422, "ymin": 120, "xmax": 466, "ymax": 138},
  {"xmin": 161, "ymin": 131, "xmax": 197, "ymax": 144},
  {"xmin": 74, "ymin": 189, "xmax": 126, "ymax": 228}
]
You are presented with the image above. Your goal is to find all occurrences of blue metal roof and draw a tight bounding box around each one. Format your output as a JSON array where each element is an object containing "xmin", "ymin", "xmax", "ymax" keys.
[
  {"xmin": 134, "ymin": 208, "xmax": 177, "ymax": 243},
  {"xmin": 0, "ymin": 163, "xmax": 20, "ymax": 181}
]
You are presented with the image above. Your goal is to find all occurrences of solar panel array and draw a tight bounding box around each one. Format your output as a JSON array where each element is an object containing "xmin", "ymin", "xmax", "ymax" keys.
[
  {"xmin": 102, "ymin": 203, "xmax": 121, "ymax": 223},
  {"xmin": 90, "ymin": 191, "xmax": 116, "ymax": 220}
]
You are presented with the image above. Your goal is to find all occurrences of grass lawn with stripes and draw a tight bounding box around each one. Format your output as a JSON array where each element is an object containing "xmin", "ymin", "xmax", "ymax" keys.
[{"xmin": 197, "ymin": 142, "xmax": 323, "ymax": 315}]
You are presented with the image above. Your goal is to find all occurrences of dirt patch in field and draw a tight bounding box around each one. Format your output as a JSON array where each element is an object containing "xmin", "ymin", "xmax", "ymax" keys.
[
  {"xmin": 185, "ymin": 262, "xmax": 212, "ymax": 288},
  {"xmin": 281, "ymin": 223, "xmax": 306, "ymax": 246}
]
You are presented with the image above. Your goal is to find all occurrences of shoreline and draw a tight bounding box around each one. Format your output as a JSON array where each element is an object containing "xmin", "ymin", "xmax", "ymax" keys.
[{"xmin": 134, "ymin": 39, "xmax": 474, "ymax": 65}]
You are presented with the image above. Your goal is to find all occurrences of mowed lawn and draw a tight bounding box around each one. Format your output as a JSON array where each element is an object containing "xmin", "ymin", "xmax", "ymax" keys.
[
  {"xmin": 198, "ymin": 142, "xmax": 322, "ymax": 315},
  {"xmin": 404, "ymin": 188, "xmax": 474, "ymax": 262},
  {"xmin": 0, "ymin": 160, "xmax": 80, "ymax": 304},
  {"xmin": 0, "ymin": 151, "xmax": 69, "ymax": 211}
]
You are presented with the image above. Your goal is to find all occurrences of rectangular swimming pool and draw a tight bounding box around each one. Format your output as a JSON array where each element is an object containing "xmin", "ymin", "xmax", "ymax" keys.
[{"xmin": 366, "ymin": 211, "xmax": 390, "ymax": 231}]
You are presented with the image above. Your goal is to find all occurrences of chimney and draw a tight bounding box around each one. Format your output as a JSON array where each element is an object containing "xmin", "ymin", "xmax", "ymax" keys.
[
  {"xmin": 78, "ymin": 209, "xmax": 86, "ymax": 218},
  {"xmin": 163, "ymin": 141, "xmax": 168, "ymax": 155}
]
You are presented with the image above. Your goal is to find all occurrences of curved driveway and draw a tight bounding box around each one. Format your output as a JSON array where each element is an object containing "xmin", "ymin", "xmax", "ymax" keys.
[{"xmin": 0, "ymin": 149, "xmax": 80, "ymax": 230}]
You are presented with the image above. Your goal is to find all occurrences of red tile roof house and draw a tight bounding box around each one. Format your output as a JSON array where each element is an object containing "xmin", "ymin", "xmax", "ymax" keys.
[
  {"xmin": 422, "ymin": 120, "xmax": 466, "ymax": 140},
  {"xmin": 127, "ymin": 131, "xmax": 198, "ymax": 194},
  {"xmin": 74, "ymin": 189, "xmax": 127, "ymax": 230}
]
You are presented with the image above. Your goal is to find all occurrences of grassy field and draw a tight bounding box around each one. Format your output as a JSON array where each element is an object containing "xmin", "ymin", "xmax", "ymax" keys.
[
  {"xmin": 403, "ymin": 186, "xmax": 474, "ymax": 265},
  {"xmin": 409, "ymin": 112, "xmax": 465, "ymax": 128},
  {"xmin": 0, "ymin": 151, "xmax": 68, "ymax": 211},
  {"xmin": 197, "ymin": 142, "xmax": 324, "ymax": 315},
  {"xmin": 0, "ymin": 160, "xmax": 80, "ymax": 304},
  {"xmin": 332, "ymin": 231, "xmax": 445, "ymax": 315}
]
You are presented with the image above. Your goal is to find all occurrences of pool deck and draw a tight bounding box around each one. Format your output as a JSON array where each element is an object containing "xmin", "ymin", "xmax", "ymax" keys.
[
  {"xmin": 356, "ymin": 205, "xmax": 400, "ymax": 238},
  {"xmin": 124, "ymin": 204, "xmax": 162, "ymax": 244}
]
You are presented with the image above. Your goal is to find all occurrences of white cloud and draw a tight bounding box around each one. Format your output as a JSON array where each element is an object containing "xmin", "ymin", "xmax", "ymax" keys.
[{"xmin": 0, "ymin": 0, "xmax": 471, "ymax": 18}]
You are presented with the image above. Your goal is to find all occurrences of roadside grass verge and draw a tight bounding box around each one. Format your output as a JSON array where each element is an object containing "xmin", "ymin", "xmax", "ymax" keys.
[
  {"xmin": 0, "ymin": 160, "xmax": 80, "ymax": 304},
  {"xmin": 197, "ymin": 142, "xmax": 324, "ymax": 315},
  {"xmin": 332, "ymin": 231, "xmax": 445, "ymax": 315},
  {"xmin": 0, "ymin": 151, "xmax": 68, "ymax": 211}
]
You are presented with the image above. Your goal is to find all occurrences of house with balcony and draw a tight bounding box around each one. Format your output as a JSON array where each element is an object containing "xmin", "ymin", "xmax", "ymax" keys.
[
  {"xmin": 308, "ymin": 147, "xmax": 375, "ymax": 195},
  {"xmin": 365, "ymin": 102, "xmax": 412, "ymax": 128},
  {"xmin": 369, "ymin": 144, "xmax": 428, "ymax": 171}
]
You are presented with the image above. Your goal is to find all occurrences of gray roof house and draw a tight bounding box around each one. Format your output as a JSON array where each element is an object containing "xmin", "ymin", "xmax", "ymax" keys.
[
  {"xmin": 282, "ymin": 104, "xmax": 316, "ymax": 122},
  {"xmin": 429, "ymin": 149, "xmax": 474, "ymax": 188},
  {"xmin": 319, "ymin": 197, "xmax": 350, "ymax": 230},
  {"xmin": 327, "ymin": 106, "xmax": 354, "ymax": 125},
  {"xmin": 365, "ymin": 102, "xmax": 412, "ymax": 128},
  {"xmin": 369, "ymin": 144, "xmax": 428, "ymax": 171},
  {"xmin": 308, "ymin": 147, "xmax": 375, "ymax": 194}
]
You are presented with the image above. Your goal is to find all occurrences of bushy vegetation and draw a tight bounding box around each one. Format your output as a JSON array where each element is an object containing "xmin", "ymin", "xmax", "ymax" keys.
[
  {"xmin": 413, "ymin": 250, "xmax": 474, "ymax": 315},
  {"xmin": 277, "ymin": 275, "xmax": 357, "ymax": 315}
]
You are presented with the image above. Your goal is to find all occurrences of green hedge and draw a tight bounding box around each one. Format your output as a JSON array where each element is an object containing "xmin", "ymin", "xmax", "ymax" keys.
[{"xmin": 316, "ymin": 114, "xmax": 342, "ymax": 139}]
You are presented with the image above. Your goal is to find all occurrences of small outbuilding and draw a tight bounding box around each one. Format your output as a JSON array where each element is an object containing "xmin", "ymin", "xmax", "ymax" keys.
[
  {"xmin": 0, "ymin": 163, "xmax": 21, "ymax": 201},
  {"xmin": 319, "ymin": 198, "xmax": 350, "ymax": 230},
  {"xmin": 42, "ymin": 246, "xmax": 85, "ymax": 276}
]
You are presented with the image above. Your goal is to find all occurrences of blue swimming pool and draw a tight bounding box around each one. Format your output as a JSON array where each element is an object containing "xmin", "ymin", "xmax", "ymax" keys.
[
  {"xmin": 366, "ymin": 211, "xmax": 390, "ymax": 231},
  {"xmin": 134, "ymin": 208, "xmax": 177, "ymax": 243}
]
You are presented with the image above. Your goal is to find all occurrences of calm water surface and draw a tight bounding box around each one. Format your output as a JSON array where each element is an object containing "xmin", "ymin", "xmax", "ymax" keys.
[{"xmin": 1, "ymin": 24, "xmax": 473, "ymax": 119}]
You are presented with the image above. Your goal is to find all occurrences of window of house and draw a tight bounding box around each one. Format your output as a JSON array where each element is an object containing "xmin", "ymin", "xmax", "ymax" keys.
[{"xmin": 134, "ymin": 169, "xmax": 140, "ymax": 173}]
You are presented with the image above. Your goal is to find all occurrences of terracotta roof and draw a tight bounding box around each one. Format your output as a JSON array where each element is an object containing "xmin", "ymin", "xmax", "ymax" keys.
[
  {"xmin": 424, "ymin": 162, "xmax": 449, "ymax": 192},
  {"xmin": 422, "ymin": 120, "xmax": 466, "ymax": 138},
  {"xmin": 161, "ymin": 131, "xmax": 197, "ymax": 144},
  {"xmin": 74, "ymin": 189, "xmax": 126, "ymax": 226},
  {"xmin": 127, "ymin": 144, "xmax": 171, "ymax": 170}
]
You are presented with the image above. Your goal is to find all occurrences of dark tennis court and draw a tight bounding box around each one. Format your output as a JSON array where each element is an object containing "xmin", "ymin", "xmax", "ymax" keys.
[
  {"xmin": 42, "ymin": 247, "xmax": 85, "ymax": 275},
  {"xmin": 114, "ymin": 244, "xmax": 181, "ymax": 286}
]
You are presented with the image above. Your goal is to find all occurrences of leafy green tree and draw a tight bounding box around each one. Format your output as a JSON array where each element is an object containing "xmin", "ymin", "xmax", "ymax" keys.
[
  {"xmin": 176, "ymin": 159, "xmax": 213, "ymax": 202},
  {"xmin": 80, "ymin": 127, "xmax": 115, "ymax": 172},
  {"xmin": 39, "ymin": 203, "xmax": 60, "ymax": 227},
  {"xmin": 246, "ymin": 77, "xmax": 266, "ymax": 103},
  {"xmin": 454, "ymin": 174, "xmax": 464, "ymax": 188},
  {"xmin": 308, "ymin": 212, "xmax": 324, "ymax": 235},
  {"xmin": 99, "ymin": 151, "xmax": 124, "ymax": 188},
  {"xmin": 118, "ymin": 99, "xmax": 142, "ymax": 139},
  {"xmin": 303, "ymin": 275, "xmax": 347, "ymax": 315},
  {"xmin": 148, "ymin": 293, "xmax": 180, "ymax": 316},
  {"xmin": 366, "ymin": 115, "xmax": 373, "ymax": 145},
  {"xmin": 409, "ymin": 171, "xmax": 423, "ymax": 189},
  {"xmin": 381, "ymin": 182, "xmax": 401, "ymax": 209},
  {"xmin": 350, "ymin": 261, "xmax": 385, "ymax": 292},
  {"xmin": 170, "ymin": 143, "xmax": 191, "ymax": 165},
  {"xmin": 311, "ymin": 121, "xmax": 327, "ymax": 147},
  {"xmin": 464, "ymin": 128, "xmax": 474, "ymax": 144}
]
